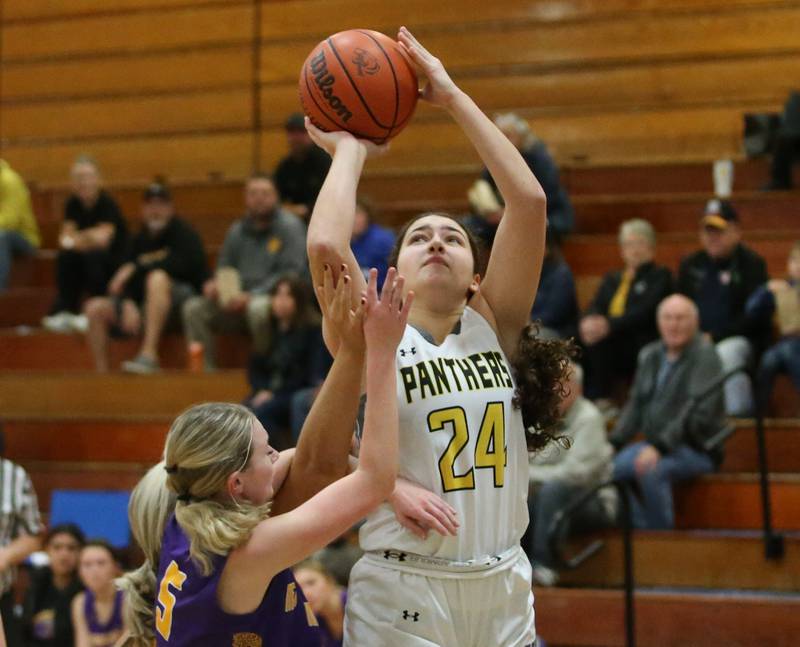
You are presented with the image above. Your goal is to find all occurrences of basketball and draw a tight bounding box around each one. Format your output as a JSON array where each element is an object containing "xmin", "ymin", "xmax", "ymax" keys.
[{"xmin": 298, "ymin": 29, "xmax": 419, "ymax": 144}]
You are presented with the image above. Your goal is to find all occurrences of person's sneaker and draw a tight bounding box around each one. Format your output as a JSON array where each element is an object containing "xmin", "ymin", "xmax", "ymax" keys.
[
  {"xmin": 67, "ymin": 314, "xmax": 89, "ymax": 334},
  {"xmin": 532, "ymin": 564, "xmax": 559, "ymax": 587},
  {"xmin": 121, "ymin": 355, "xmax": 160, "ymax": 374},
  {"xmin": 41, "ymin": 312, "xmax": 73, "ymax": 333}
]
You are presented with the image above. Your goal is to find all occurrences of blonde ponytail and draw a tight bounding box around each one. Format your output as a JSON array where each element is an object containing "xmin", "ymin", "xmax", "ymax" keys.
[
  {"xmin": 117, "ymin": 462, "xmax": 175, "ymax": 645},
  {"xmin": 164, "ymin": 403, "xmax": 270, "ymax": 575}
]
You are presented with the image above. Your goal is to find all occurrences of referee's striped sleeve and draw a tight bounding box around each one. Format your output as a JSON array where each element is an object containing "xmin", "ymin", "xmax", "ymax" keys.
[{"xmin": 14, "ymin": 466, "xmax": 42, "ymax": 536}]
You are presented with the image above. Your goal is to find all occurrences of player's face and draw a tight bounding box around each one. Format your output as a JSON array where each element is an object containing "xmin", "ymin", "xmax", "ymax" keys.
[
  {"xmin": 396, "ymin": 215, "xmax": 477, "ymax": 300},
  {"xmin": 239, "ymin": 421, "xmax": 279, "ymax": 506},
  {"xmin": 47, "ymin": 533, "xmax": 81, "ymax": 578},
  {"xmin": 78, "ymin": 546, "xmax": 118, "ymax": 592},
  {"xmin": 294, "ymin": 568, "xmax": 333, "ymax": 613}
]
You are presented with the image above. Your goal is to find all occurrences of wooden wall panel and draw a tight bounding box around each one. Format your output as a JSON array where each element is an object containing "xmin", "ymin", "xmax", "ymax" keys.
[
  {"xmin": 260, "ymin": 7, "xmax": 800, "ymax": 83},
  {"xmin": 2, "ymin": 0, "xmax": 232, "ymax": 22},
  {"xmin": 2, "ymin": 133, "xmax": 254, "ymax": 185},
  {"xmin": 3, "ymin": 90, "xmax": 252, "ymax": 141},
  {"xmin": 260, "ymin": 53, "xmax": 799, "ymax": 128},
  {"xmin": 2, "ymin": 47, "xmax": 251, "ymax": 101},
  {"xmin": 2, "ymin": 4, "xmax": 253, "ymax": 60},
  {"xmin": 260, "ymin": 0, "xmax": 790, "ymax": 39}
]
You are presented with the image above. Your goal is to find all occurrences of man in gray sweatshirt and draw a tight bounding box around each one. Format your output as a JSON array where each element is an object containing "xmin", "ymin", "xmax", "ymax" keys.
[{"xmin": 182, "ymin": 173, "xmax": 308, "ymax": 369}]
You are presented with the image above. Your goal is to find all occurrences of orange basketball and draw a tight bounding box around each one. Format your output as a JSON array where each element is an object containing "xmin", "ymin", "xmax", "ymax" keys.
[{"xmin": 299, "ymin": 29, "xmax": 419, "ymax": 144}]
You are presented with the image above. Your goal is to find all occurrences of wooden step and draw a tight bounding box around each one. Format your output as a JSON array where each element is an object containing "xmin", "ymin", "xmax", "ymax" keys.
[
  {"xmin": 557, "ymin": 530, "xmax": 800, "ymax": 591},
  {"xmin": 0, "ymin": 288, "xmax": 53, "ymax": 327},
  {"xmin": 723, "ymin": 421, "xmax": 800, "ymax": 473},
  {"xmin": 0, "ymin": 329, "xmax": 250, "ymax": 370},
  {"xmin": 534, "ymin": 587, "xmax": 800, "ymax": 647},
  {"xmin": 4, "ymin": 419, "xmax": 168, "ymax": 463},
  {"xmin": 674, "ymin": 473, "xmax": 800, "ymax": 531},
  {"xmin": 0, "ymin": 371, "xmax": 249, "ymax": 419}
]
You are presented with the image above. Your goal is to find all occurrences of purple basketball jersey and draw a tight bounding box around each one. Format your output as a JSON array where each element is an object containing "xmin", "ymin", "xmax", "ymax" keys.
[{"xmin": 155, "ymin": 515, "xmax": 322, "ymax": 647}]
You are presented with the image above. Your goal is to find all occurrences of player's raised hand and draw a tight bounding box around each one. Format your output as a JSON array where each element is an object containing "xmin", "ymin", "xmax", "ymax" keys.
[
  {"xmin": 363, "ymin": 267, "xmax": 413, "ymax": 352},
  {"xmin": 397, "ymin": 26, "xmax": 460, "ymax": 109},
  {"xmin": 304, "ymin": 117, "xmax": 389, "ymax": 159},
  {"xmin": 315, "ymin": 263, "xmax": 365, "ymax": 355}
]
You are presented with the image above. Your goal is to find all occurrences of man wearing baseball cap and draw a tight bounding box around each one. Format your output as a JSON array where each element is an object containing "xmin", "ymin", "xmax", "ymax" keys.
[
  {"xmin": 676, "ymin": 199, "xmax": 769, "ymax": 415},
  {"xmin": 83, "ymin": 180, "xmax": 208, "ymax": 372}
]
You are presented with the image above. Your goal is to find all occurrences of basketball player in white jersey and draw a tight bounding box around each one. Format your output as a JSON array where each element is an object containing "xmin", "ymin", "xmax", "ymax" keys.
[{"xmin": 307, "ymin": 27, "xmax": 548, "ymax": 647}]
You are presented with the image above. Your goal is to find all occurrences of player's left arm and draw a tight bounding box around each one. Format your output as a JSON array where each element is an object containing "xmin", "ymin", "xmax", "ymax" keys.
[{"xmin": 398, "ymin": 28, "xmax": 546, "ymax": 357}]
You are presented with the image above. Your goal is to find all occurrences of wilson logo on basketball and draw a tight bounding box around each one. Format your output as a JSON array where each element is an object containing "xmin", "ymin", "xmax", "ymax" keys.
[
  {"xmin": 309, "ymin": 51, "xmax": 353, "ymax": 122},
  {"xmin": 352, "ymin": 48, "xmax": 380, "ymax": 77}
]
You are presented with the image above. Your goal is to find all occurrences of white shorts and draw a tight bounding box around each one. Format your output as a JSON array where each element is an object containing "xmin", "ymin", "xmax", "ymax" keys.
[{"xmin": 343, "ymin": 546, "xmax": 535, "ymax": 647}]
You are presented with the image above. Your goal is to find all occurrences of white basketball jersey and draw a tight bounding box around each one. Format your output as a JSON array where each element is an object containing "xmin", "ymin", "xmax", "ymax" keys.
[{"xmin": 360, "ymin": 307, "xmax": 529, "ymax": 561}]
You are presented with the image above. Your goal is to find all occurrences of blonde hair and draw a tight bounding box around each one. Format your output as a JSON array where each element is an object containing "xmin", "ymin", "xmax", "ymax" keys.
[
  {"xmin": 493, "ymin": 112, "xmax": 538, "ymax": 150},
  {"xmin": 117, "ymin": 403, "xmax": 270, "ymax": 645},
  {"xmin": 619, "ymin": 219, "xmax": 656, "ymax": 247},
  {"xmin": 117, "ymin": 463, "xmax": 175, "ymax": 645}
]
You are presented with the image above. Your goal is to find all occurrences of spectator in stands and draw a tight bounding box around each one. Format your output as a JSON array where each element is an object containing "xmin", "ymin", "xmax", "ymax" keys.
[
  {"xmin": 43, "ymin": 156, "xmax": 128, "ymax": 334},
  {"xmin": 274, "ymin": 112, "xmax": 332, "ymax": 220},
  {"xmin": 71, "ymin": 541, "xmax": 125, "ymax": 647},
  {"xmin": 677, "ymin": 199, "xmax": 769, "ymax": 416},
  {"xmin": 23, "ymin": 523, "xmax": 85, "ymax": 647},
  {"xmin": 245, "ymin": 274, "xmax": 324, "ymax": 449},
  {"xmin": 764, "ymin": 91, "xmax": 800, "ymax": 191},
  {"xmin": 293, "ymin": 560, "xmax": 346, "ymax": 647},
  {"xmin": 746, "ymin": 240, "xmax": 800, "ymax": 408},
  {"xmin": 611, "ymin": 294, "xmax": 725, "ymax": 529},
  {"xmin": 289, "ymin": 344, "xmax": 333, "ymax": 445},
  {"xmin": 525, "ymin": 362, "xmax": 617, "ymax": 587},
  {"xmin": 579, "ymin": 219, "xmax": 673, "ymax": 402},
  {"xmin": 0, "ymin": 159, "xmax": 40, "ymax": 293},
  {"xmin": 531, "ymin": 237, "xmax": 579, "ymax": 339},
  {"xmin": 351, "ymin": 197, "xmax": 395, "ymax": 290},
  {"xmin": 83, "ymin": 182, "xmax": 208, "ymax": 373},
  {"xmin": 182, "ymin": 173, "xmax": 308, "ymax": 370},
  {"xmin": 463, "ymin": 112, "xmax": 573, "ymax": 248},
  {"xmin": 0, "ymin": 422, "xmax": 43, "ymax": 647}
]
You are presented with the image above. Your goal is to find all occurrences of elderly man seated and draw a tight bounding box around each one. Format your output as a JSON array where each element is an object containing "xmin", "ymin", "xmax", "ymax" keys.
[
  {"xmin": 610, "ymin": 294, "xmax": 726, "ymax": 529},
  {"xmin": 526, "ymin": 362, "xmax": 617, "ymax": 586}
]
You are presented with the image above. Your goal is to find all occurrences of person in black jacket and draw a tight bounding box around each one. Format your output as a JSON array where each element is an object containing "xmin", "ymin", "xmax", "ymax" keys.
[
  {"xmin": 462, "ymin": 112, "xmax": 574, "ymax": 248},
  {"xmin": 579, "ymin": 219, "xmax": 673, "ymax": 400},
  {"xmin": 764, "ymin": 91, "xmax": 800, "ymax": 191},
  {"xmin": 611, "ymin": 295, "xmax": 725, "ymax": 529},
  {"xmin": 22, "ymin": 524, "xmax": 85, "ymax": 647},
  {"xmin": 245, "ymin": 274, "xmax": 324, "ymax": 450},
  {"xmin": 43, "ymin": 156, "xmax": 128, "ymax": 333},
  {"xmin": 83, "ymin": 182, "xmax": 208, "ymax": 373},
  {"xmin": 677, "ymin": 199, "xmax": 769, "ymax": 415}
]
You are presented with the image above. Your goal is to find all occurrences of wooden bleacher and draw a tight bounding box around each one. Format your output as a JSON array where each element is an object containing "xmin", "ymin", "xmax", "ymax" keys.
[{"xmin": 2, "ymin": 1, "xmax": 799, "ymax": 645}]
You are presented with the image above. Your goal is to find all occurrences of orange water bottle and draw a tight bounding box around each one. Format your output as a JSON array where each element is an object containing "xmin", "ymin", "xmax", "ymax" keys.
[{"xmin": 188, "ymin": 342, "xmax": 204, "ymax": 372}]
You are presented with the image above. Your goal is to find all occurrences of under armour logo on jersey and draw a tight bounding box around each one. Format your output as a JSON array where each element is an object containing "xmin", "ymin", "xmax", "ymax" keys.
[
  {"xmin": 383, "ymin": 550, "xmax": 407, "ymax": 562},
  {"xmin": 402, "ymin": 610, "xmax": 420, "ymax": 622},
  {"xmin": 399, "ymin": 347, "xmax": 417, "ymax": 357}
]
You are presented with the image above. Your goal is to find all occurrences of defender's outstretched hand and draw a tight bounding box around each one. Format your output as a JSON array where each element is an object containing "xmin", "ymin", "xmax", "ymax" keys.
[{"xmin": 363, "ymin": 267, "xmax": 413, "ymax": 352}]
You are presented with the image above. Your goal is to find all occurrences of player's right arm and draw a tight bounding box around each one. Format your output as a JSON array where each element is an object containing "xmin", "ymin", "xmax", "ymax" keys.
[
  {"xmin": 305, "ymin": 122, "xmax": 387, "ymax": 354},
  {"xmin": 221, "ymin": 270, "xmax": 412, "ymax": 610}
]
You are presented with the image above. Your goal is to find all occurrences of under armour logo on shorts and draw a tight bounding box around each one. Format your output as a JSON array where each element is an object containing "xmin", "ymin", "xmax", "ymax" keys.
[
  {"xmin": 383, "ymin": 550, "xmax": 408, "ymax": 562},
  {"xmin": 402, "ymin": 610, "xmax": 420, "ymax": 622}
]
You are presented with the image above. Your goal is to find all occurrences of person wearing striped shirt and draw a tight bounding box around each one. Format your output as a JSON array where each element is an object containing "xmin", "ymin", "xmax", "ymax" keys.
[{"xmin": 0, "ymin": 424, "xmax": 43, "ymax": 647}]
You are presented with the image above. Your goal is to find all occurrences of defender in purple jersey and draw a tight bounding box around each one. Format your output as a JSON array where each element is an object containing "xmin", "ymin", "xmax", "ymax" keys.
[{"xmin": 119, "ymin": 267, "xmax": 411, "ymax": 647}]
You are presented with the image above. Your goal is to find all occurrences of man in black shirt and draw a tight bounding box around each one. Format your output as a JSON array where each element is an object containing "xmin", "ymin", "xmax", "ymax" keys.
[
  {"xmin": 677, "ymin": 199, "xmax": 769, "ymax": 415},
  {"xmin": 273, "ymin": 113, "xmax": 331, "ymax": 220},
  {"xmin": 83, "ymin": 182, "xmax": 208, "ymax": 373},
  {"xmin": 43, "ymin": 156, "xmax": 128, "ymax": 333}
]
